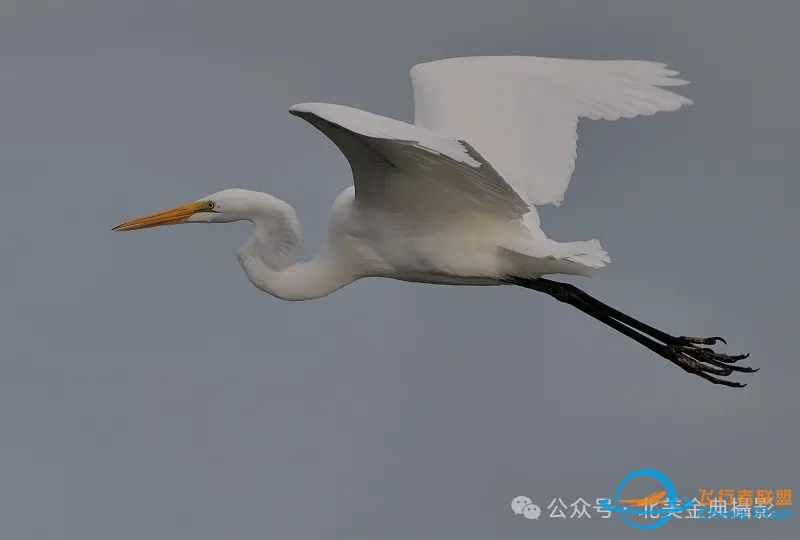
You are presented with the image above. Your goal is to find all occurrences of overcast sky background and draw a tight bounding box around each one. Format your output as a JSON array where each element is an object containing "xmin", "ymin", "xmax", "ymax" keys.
[{"xmin": 0, "ymin": 1, "xmax": 798, "ymax": 539}]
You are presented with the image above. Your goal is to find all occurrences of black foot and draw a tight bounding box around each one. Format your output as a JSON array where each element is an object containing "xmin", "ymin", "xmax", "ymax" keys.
[
  {"xmin": 675, "ymin": 335, "xmax": 727, "ymax": 346},
  {"xmin": 664, "ymin": 337, "xmax": 756, "ymax": 387}
]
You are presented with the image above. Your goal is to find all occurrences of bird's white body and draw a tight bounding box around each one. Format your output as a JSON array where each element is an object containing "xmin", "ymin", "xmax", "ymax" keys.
[
  {"xmin": 227, "ymin": 186, "xmax": 502, "ymax": 300},
  {"xmin": 115, "ymin": 56, "xmax": 757, "ymax": 386}
]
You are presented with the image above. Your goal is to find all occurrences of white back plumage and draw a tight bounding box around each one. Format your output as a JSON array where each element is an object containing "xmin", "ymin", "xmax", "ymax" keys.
[{"xmin": 410, "ymin": 56, "xmax": 691, "ymax": 206}]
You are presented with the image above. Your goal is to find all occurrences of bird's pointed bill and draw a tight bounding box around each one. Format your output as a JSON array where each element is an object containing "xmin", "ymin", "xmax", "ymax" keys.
[{"xmin": 113, "ymin": 201, "xmax": 208, "ymax": 231}]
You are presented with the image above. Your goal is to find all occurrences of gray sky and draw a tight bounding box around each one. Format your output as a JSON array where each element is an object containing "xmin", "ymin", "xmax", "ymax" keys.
[{"xmin": 1, "ymin": 1, "xmax": 798, "ymax": 538}]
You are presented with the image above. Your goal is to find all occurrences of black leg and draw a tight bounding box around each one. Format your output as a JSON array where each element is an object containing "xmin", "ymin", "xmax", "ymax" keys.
[{"xmin": 507, "ymin": 277, "xmax": 756, "ymax": 387}]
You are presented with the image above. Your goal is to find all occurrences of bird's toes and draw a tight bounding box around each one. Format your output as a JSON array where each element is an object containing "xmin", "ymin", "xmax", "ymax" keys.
[
  {"xmin": 675, "ymin": 335, "xmax": 727, "ymax": 346},
  {"xmin": 692, "ymin": 367, "xmax": 748, "ymax": 388},
  {"xmin": 667, "ymin": 342, "xmax": 755, "ymax": 387}
]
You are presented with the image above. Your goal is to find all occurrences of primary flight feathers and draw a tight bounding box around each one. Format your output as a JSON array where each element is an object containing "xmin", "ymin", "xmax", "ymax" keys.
[{"xmin": 412, "ymin": 56, "xmax": 691, "ymax": 206}]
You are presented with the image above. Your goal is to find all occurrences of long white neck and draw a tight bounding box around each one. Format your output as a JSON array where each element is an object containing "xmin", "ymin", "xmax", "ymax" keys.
[{"xmin": 234, "ymin": 195, "xmax": 355, "ymax": 301}]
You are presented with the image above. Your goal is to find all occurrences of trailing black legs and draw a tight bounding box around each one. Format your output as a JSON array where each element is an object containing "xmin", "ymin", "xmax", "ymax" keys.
[{"xmin": 508, "ymin": 277, "xmax": 755, "ymax": 388}]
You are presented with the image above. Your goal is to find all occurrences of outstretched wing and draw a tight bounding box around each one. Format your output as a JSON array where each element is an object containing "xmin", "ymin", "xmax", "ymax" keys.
[
  {"xmin": 411, "ymin": 56, "xmax": 692, "ymax": 206},
  {"xmin": 289, "ymin": 103, "xmax": 528, "ymax": 219}
]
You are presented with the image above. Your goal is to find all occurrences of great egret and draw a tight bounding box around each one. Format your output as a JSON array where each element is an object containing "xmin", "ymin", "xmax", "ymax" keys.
[{"xmin": 114, "ymin": 56, "xmax": 754, "ymax": 387}]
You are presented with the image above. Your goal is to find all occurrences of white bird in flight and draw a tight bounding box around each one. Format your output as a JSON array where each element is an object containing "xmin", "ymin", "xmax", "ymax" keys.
[{"xmin": 114, "ymin": 56, "xmax": 754, "ymax": 387}]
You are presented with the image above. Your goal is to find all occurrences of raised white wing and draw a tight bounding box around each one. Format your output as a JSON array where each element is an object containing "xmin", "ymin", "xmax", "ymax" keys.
[
  {"xmin": 289, "ymin": 103, "xmax": 528, "ymax": 218},
  {"xmin": 411, "ymin": 56, "xmax": 692, "ymax": 206}
]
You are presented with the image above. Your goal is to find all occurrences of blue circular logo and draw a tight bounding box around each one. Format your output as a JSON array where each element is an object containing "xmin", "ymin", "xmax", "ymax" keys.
[{"xmin": 599, "ymin": 469, "xmax": 694, "ymax": 530}]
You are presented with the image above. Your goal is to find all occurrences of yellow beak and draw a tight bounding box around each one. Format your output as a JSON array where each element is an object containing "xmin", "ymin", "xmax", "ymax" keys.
[{"xmin": 113, "ymin": 201, "xmax": 206, "ymax": 232}]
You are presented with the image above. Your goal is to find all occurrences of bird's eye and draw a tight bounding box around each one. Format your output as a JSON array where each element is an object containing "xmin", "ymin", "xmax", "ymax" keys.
[{"xmin": 207, "ymin": 201, "xmax": 216, "ymax": 210}]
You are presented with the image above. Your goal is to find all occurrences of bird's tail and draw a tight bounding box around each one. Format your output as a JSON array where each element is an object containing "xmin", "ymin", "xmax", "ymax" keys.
[
  {"xmin": 499, "ymin": 238, "xmax": 610, "ymax": 278},
  {"xmin": 560, "ymin": 239, "xmax": 611, "ymax": 272}
]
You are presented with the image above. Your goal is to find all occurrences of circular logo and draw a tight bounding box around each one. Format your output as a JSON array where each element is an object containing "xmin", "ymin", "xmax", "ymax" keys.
[{"xmin": 600, "ymin": 469, "xmax": 695, "ymax": 530}]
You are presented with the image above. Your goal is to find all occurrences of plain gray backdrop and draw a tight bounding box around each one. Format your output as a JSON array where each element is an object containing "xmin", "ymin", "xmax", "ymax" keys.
[{"xmin": 0, "ymin": 1, "xmax": 797, "ymax": 538}]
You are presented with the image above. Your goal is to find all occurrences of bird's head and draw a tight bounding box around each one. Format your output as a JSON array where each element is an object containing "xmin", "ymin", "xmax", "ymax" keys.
[{"xmin": 112, "ymin": 188, "xmax": 267, "ymax": 231}]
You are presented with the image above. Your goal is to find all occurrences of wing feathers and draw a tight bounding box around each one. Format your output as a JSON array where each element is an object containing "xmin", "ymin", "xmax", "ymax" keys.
[
  {"xmin": 411, "ymin": 56, "xmax": 691, "ymax": 206},
  {"xmin": 289, "ymin": 102, "xmax": 529, "ymax": 218}
]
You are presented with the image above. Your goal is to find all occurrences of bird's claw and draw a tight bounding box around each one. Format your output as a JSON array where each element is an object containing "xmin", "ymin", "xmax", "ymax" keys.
[
  {"xmin": 664, "ymin": 340, "xmax": 754, "ymax": 387},
  {"xmin": 675, "ymin": 335, "xmax": 727, "ymax": 346}
]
